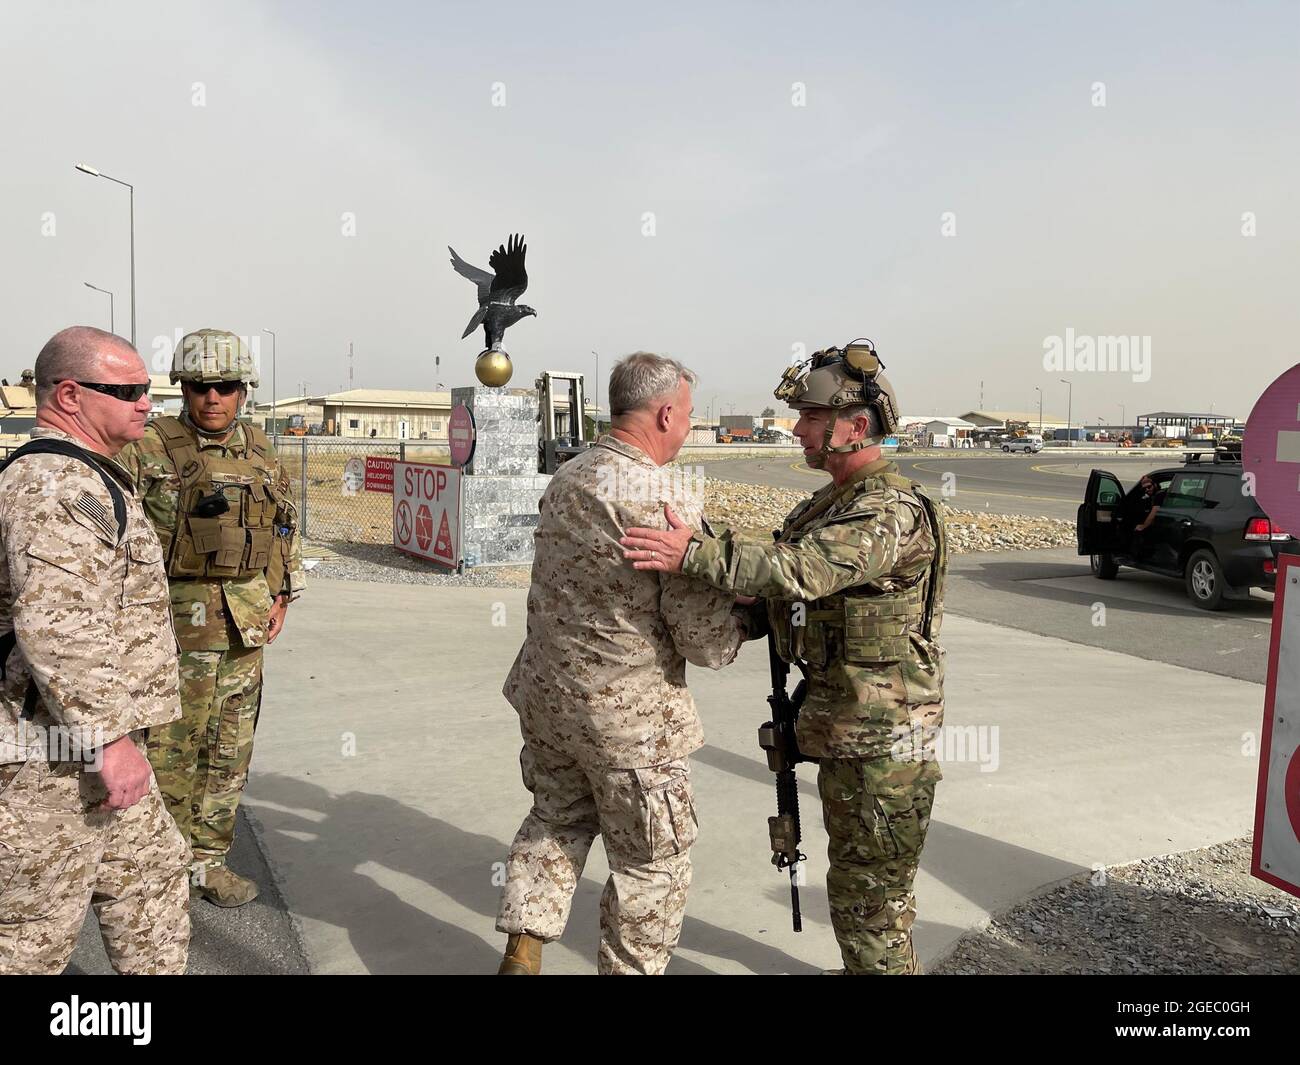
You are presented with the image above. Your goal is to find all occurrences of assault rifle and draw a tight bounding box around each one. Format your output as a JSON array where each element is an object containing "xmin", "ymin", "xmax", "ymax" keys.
[{"xmin": 760, "ymin": 618, "xmax": 809, "ymax": 931}]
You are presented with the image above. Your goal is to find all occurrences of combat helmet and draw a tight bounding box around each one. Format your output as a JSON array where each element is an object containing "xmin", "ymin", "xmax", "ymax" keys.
[
  {"xmin": 774, "ymin": 339, "xmax": 899, "ymax": 467},
  {"xmin": 170, "ymin": 328, "xmax": 259, "ymax": 387}
]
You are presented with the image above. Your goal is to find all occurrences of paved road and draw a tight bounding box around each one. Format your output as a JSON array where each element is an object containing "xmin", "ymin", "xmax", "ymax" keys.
[
  {"xmin": 238, "ymin": 579, "xmax": 1264, "ymax": 974},
  {"xmin": 948, "ymin": 547, "xmax": 1272, "ymax": 684},
  {"xmin": 703, "ymin": 450, "xmax": 1186, "ymax": 521}
]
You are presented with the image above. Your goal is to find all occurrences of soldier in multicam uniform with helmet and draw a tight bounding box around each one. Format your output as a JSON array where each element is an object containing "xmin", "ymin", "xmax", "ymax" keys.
[
  {"xmin": 621, "ymin": 340, "xmax": 947, "ymax": 975},
  {"xmin": 0, "ymin": 326, "xmax": 190, "ymax": 974},
  {"xmin": 118, "ymin": 328, "xmax": 304, "ymax": 907}
]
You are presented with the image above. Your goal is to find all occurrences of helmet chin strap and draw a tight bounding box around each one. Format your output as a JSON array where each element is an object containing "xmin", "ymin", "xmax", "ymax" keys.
[
  {"xmin": 181, "ymin": 405, "xmax": 238, "ymax": 439},
  {"xmin": 810, "ymin": 410, "xmax": 880, "ymax": 467}
]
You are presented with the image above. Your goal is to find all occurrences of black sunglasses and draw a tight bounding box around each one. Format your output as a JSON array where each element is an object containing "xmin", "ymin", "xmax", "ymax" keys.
[
  {"xmin": 67, "ymin": 381, "xmax": 151, "ymax": 402},
  {"xmin": 188, "ymin": 381, "xmax": 243, "ymax": 396}
]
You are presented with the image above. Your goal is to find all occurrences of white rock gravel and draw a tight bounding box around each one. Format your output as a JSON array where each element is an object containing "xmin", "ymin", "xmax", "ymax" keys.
[
  {"xmin": 933, "ymin": 837, "xmax": 1300, "ymax": 975},
  {"xmin": 306, "ymin": 477, "xmax": 1077, "ymax": 588}
]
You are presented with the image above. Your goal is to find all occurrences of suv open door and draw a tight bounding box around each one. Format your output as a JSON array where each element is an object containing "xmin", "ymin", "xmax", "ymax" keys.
[{"xmin": 1077, "ymin": 469, "xmax": 1126, "ymax": 576}]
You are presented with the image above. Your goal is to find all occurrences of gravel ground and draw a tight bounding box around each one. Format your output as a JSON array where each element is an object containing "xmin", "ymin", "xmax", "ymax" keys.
[
  {"xmin": 933, "ymin": 837, "xmax": 1300, "ymax": 975},
  {"xmin": 306, "ymin": 477, "xmax": 1077, "ymax": 588}
]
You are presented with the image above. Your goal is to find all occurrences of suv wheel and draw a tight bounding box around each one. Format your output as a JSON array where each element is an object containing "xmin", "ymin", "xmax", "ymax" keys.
[
  {"xmin": 1185, "ymin": 549, "xmax": 1227, "ymax": 610},
  {"xmin": 1002, "ymin": 444, "xmax": 1010, "ymax": 452},
  {"xmin": 1091, "ymin": 553, "xmax": 1118, "ymax": 580}
]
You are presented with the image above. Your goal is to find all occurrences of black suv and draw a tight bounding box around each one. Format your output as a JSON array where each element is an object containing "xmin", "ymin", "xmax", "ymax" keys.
[{"xmin": 1076, "ymin": 458, "xmax": 1290, "ymax": 609}]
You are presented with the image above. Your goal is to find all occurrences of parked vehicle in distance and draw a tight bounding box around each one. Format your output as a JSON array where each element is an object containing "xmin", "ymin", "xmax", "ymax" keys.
[
  {"xmin": 1003, "ymin": 434, "xmax": 1043, "ymax": 454},
  {"xmin": 1076, "ymin": 457, "xmax": 1288, "ymax": 609}
]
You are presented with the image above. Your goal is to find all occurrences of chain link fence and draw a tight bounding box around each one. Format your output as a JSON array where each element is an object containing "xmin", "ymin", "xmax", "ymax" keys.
[{"xmin": 273, "ymin": 437, "xmax": 448, "ymax": 544}]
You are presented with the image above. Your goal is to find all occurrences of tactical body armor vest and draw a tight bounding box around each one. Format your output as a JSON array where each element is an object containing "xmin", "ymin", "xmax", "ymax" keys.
[
  {"xmin": 769, "ymin": 470, "xmax": 947, "ymax": 671},
  {"xmin": 151, "ymin": 418, "xmax": 282, "ymax": 581}
]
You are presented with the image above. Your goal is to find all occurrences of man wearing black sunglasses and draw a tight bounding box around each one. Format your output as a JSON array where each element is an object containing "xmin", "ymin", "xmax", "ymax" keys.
[
  {"xmin": 0, "ymin": 326, "xmax": 190, "ymax": 974},
  {"xmin": 118, "ymin": 328, "xmax": 304, "ymax": 908}
]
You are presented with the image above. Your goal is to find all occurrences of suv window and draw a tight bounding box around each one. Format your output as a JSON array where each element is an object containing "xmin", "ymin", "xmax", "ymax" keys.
[
  {"xmin": 1203, "ymin": 470, "xmax": 1250, "ymax": 510},
  {"xmin": 1096, "ymin": 473, "xmax": 1122, "ymax": 505},
  {"xmin": 1164, "ymin": 472, "xmax": 1210, "ymax": 510}
]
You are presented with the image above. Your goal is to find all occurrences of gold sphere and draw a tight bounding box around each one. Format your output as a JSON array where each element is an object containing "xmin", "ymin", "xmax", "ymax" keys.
[{"xmin": 475, "ymin": 349, "xmax": 513, "ymax": 387}]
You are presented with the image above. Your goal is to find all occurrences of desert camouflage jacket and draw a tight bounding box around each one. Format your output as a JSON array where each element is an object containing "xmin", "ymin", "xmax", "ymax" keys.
[
  {"xmin": 118, "ymin": 418, "xmax": 304, "ymax": 652},
  {"xmin": 682, "ymin": 458, "xmax": 946, "ymax": 764},
  {"xmin": 0, "ymin": 427, "xmax": 181, "ymax": 760},
  {"xmin": 504, "ymin": 434, "xmax": 745, "ymax": 768}
]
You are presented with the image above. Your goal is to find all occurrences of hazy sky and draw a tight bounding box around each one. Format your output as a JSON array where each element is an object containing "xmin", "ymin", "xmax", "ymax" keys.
[{"xmin": 3, "ymin": 0, "xmax": 1296, "ymax": 423}]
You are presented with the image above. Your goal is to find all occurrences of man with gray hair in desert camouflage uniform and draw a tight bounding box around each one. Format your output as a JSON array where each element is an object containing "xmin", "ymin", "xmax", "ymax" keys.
[
  {"xmin": 496, "ymin": 351, "xmax": 748, "ymax": 975},
  {"xmin": 0, "ymin": 326, "xmax": 190, "ymax": 974}
]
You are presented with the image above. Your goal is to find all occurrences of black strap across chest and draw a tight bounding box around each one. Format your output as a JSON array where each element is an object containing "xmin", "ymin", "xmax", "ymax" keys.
[{"xmin": 0, "ymin": 438, "xmax": 128, "ymax": 544}]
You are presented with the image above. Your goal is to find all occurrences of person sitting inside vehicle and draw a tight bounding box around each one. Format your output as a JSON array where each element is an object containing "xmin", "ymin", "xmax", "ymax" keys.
[{"xmin": 1125, "ymin": 474, "xmax": 1164, "ymax": 558}]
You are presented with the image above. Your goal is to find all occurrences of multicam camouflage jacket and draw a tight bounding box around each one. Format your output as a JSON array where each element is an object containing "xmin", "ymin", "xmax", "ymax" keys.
[
  {"xmin": 504, "ymin": 434, "xmax": 746, "ymax": 768},
  {"xmin": 682, "ymin": 458, "xmax": 947, "ymax": 764},
  {"xmin": 117, "ymin": 417, "xmax": 304, "ymax": 652},
  {"xmin": 0, "ymin": 427, "xmax": 181, "ymax": 760}
]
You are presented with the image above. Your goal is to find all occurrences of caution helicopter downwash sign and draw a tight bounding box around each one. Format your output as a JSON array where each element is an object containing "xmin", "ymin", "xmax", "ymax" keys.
[{"xmin": 392, "ymin": 461, "xmax": 460, "ymax": 567}]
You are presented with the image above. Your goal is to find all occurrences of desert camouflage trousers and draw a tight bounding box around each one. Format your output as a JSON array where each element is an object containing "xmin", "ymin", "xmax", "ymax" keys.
[
  {"xmin": 146, "ymin": 645, "xmax": 263, "ymax": 867},
  {"xmin": 817, "ymin": 756, "xmax": 940, "ymax": 975},
  {"xmin": 0, "ymin": 746, "xmax": 190, "ymax": 974},
  {"xmin": 497, "ymin": 726, "xmax": 698, "ymax": 975}
]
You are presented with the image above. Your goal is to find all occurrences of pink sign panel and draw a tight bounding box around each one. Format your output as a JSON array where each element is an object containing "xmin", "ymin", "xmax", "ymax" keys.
[
  {"xmin": 1245, "ymin": 363, "xmax": 1300, "ymax": 535},
  {"xmin": 449, "ymin": 403, "xmax": 476, "ymax": 467}
]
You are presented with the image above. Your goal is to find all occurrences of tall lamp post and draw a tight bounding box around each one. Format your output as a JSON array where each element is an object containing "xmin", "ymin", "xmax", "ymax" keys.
[
  {"xmin": 1034, "ymin": 386, "xmax": 1042, "ymax": 435},
  {"xmin": 75, "ymin": 163, "xmax": 134, "ymax": 348},
  {"xmin": 590, "ymin": 350, "xmax": 600, "ymax": 436},
  {"xmin": 83, "ymin": 282, "xmax": 114, "ymax": 335},
  {"xmin": 263, "ymin": 328, "xmax": 276, "ymax": 435},
  {"xmin": 1060, "ymin": 378, "xmax": 1073, "ymax": 448}
]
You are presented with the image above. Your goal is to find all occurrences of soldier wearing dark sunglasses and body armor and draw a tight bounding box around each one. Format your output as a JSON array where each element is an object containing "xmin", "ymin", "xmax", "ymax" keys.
[
  {"xmin": 118, "ymin": 329, "xmax": 304, "ymax": 906},
  {"xmin": 621, "ymin": 341, "xmax": 947, "ymax": 974}
]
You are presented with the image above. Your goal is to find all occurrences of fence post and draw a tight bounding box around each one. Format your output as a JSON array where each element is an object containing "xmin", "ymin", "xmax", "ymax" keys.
[{"xmin": 300, "ymin": 437, "xmax": 308, "ymax": 539}]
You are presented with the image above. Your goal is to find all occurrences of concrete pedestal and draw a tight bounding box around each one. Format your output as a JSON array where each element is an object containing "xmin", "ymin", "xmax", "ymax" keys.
[{"xmin": 451, "ymin": 386, "xmax": 550, "ymax": 567}]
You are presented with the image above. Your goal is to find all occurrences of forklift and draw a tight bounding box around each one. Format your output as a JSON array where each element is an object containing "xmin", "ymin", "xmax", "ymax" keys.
[{"xmin": 536, "ymin": 370, "xmax": 593, "ymax": 473}]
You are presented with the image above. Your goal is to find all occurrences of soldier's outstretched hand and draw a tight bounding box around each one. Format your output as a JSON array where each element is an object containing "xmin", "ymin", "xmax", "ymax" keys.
[
  {"xmin": 620, "ymin": 505, "xmax": 695, "ymax": 573},
  {"xmin": 95, "ymin": 735, "xmax": 154, "ymax": 810}
]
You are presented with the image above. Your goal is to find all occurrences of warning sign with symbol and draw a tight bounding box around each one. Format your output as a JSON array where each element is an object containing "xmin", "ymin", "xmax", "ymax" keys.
[
  {"xmin": 1252, "ymin": 553, "xmax": 1300, "ymax": 899},
  {"xmin": 392, "ymin": 461, "xmax": 460, "ymax": 567}
]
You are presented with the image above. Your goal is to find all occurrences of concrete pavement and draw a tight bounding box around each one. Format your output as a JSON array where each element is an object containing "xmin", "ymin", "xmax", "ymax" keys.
[{"xmin": 238, "ymin": 575, "xmax": 1267, "ymax": 974}]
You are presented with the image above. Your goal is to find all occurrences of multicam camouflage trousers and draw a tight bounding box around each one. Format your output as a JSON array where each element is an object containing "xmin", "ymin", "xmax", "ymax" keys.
[
  {"xmin": 497, "ymin": 729, "xmax": 698, "ymax": 975},
  {"xmin": 0, "ymin": 747, "xmax": 190, "ymax": 974},
  {"xmin": 146, "ymin": 645, "xmax": 263, "ymax": 868},
  {"xmin": 817, "ymin": 756, "xmax": 940, "ymax": 975}
]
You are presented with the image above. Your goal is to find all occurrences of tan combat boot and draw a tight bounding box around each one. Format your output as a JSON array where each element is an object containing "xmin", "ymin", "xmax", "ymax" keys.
[
  {"xmin": 194, "ymin": 863, "xmax": 260, "ymax": 908},
  {"xmin": 498, "ymin": 933, "xmax": 543, "ymax": 975}
]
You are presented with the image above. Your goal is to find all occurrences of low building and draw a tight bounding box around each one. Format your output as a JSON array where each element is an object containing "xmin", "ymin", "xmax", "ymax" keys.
[
  {"xmin": 315, "ymin": 389, "xmax": 452, "ymax": 440},
  {"xmin": 720, "ymin": 414, "xmax": 756, "ymax": 432},
  {"xmin": 148, "ymin": 375, "xmax": 185, "ymax": 416},
  {"xmin": 959, "ymin": 409, "xmax": 1068, "ymax": 432},
  {"xmin": 924, "ymin": 417, "xmax": 978, "ymax": 446},
  {"xmin": 252, "ymin": 396, "xmax": 328, "ymax": 434}
]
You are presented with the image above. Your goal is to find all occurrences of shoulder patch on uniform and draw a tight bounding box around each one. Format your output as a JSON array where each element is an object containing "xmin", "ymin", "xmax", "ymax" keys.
[{"xmin": 71, "ymin": 490, "xmax": 118, "ymax": 542}]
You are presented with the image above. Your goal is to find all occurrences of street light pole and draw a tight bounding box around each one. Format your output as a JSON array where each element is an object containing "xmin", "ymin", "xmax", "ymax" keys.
[
  {"xmin": 590, "ymin": 350, "xmax": 600, "ymax": 435},
  {"xmin": 1060, "ymin": 378, "xmax": 1073, "ymax": 448},
  {"xmin": 83, "ymin": 282, "xmax": 114, "ymax": 335},
  {"xmin": 75, "ymin": 164, "xmax": 135, "ymax": 348},
  {"xmin": 263, "ymin": 329, "xmax": 276, "ymax": 436},
  {"xmin": 1034, "ymin": 386, "xmax": 1042, "ymax": 434}
]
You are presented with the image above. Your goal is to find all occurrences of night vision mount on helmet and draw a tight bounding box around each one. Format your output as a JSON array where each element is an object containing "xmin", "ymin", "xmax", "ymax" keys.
[{"xmin": 775, "ymin": 339, "xmax": 900, "ymax": 467}]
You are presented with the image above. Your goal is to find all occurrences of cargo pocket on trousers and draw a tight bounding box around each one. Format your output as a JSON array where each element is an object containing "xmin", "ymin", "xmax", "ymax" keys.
[
  {"xmin": 862, "ymin": 790, "xmax": 923, "ymax": 861},
  {"xmin": 0, "ymin": 775, "xmax": 96, "ymax": 924},
  {"xmin": 634, "ymin": 763, "xmax": 698, "ymax": 861}
]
